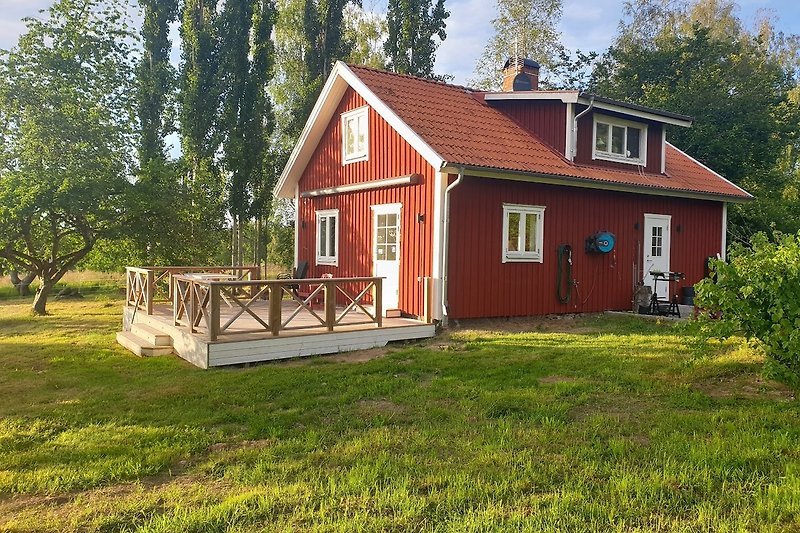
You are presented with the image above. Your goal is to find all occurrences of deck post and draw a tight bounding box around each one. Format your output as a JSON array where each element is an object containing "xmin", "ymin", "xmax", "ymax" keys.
[
  {"xmin": 209, "ymin": 283, "xmax": 220, "ymax": 341},
  {"xmin": 269, "ymin": 284, "xmax": 282, "ymax": 336},
  {"xmin": 145, "ymin": 269, "xmax": 154, "ymax": 316},
  {"xmin": 324, "ymin": 281, "xmax": 335, "ymax": 332},
  {"xmin": 374, "ymin": 278, "xmax": 383, "ymax": 327}
]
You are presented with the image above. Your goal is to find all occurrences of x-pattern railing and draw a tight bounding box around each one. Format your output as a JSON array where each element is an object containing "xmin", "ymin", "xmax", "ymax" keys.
[
  {"xmin": 126, "ymin": 266, "xmax": 261, "ymax": 310},
  {"xmin": 170, "ymin": 276, "xmax": 384, "ymax": 341}
]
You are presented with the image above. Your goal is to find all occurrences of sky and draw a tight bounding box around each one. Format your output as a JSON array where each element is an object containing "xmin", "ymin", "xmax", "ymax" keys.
[{"xmin": 0, "ymin": 0, "xmax": 798, "ymax": 85}]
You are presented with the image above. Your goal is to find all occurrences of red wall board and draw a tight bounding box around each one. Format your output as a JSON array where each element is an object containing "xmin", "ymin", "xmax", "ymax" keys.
[{"xmin": 446, "ymin": 175, "xmax": 722, "ymax": 319}]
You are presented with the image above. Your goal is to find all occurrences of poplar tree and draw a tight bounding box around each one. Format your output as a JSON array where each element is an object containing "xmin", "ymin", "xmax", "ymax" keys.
[
  {"xmin": 137, "ymin": 0, "xmax": 178, "ymax": 168},
  {"xmin": 178, "ymin": 0, "xmax": 227, "ymax": 261},
  {"xmin": 218, "ymin": 0, "xmax": 275, "ymax": 265},
  {"xmin": 384, "ymin": 0, "xmax": 449, "ymax": 79}
]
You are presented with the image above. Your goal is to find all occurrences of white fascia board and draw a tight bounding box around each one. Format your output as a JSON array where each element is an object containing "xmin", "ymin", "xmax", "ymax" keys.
[
  {"xmin": 441, "ymin": 164, "xmax": 752, "ymax": 203},
  {"xmin": 581, "ymin": 97, "xmax": 693, "ymax": 127},
  {"xmin": 337, "ymin": 63, "xmax": 445, "ymax": 170},
  {"xmin": 276, "ymin": 62, "xmax": 446, "ymax": 199},
  {"xmin": 484, "ymin": 91, "xmax": 580, "ymax": 103},
  {"xmin": 275, "ymin": 64, "xmax": 350, "ymax": 198},
  {"xmin": 666, "ymin": 142, "xmax": 753, "ymax": 200}
]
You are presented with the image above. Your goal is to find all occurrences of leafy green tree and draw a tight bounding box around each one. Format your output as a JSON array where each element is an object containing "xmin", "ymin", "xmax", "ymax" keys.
[
  {"xmin": 592, "ymin": 2, "xmax": 800, "ymax": 239},
  {"xmin": 0, "ymin": 0, "xmax": 136, "ymax": 314},
  {"xmin": 470, "ymin": 0, "xmax": 561, "ymax": 90},
  {"xmin": 385, "ymin": 0, "xmax": 449, "ymax": 79},
  {"xmin": 694, "ymin": 232, "xmax": 800, "ymax": 379},
  {"xmin": 344, "ymin": 3, "xmax": 387, "ymax": 68}
]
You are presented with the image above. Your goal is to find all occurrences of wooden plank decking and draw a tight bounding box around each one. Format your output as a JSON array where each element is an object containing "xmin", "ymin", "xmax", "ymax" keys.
[{"xmin": 123, "ymin": 301, "xmax": 435, "ymax": 369}]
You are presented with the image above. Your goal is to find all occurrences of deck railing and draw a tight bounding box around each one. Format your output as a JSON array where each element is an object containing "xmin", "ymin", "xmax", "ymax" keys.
[
  {"xmin": 171, "ymin": 276, "xmax": 383, "ymax": 341},
  {"xmin": 125, "ymin": 266, "xmax": 261, "ymax": 321}
]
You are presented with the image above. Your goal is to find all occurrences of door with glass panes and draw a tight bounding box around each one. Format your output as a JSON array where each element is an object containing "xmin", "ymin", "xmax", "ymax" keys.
[
  {"xmin": 372, "ymin": 204, "xmax": 401, "ymax": 312},
  {"xmin": 643, "ymin": 214, "xmax": 671, "ymax": 299}
]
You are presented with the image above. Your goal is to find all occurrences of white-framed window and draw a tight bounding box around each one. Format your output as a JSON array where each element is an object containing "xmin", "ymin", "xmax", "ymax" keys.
[
  {"xmin": 592, "ymin": 114, "xmax": 647, "ymax": 166},
  {"xmin": 341, "ymin": 107, "xmax": 368, "ymax": 164},
  {"xmin": 502, "ymin": 204, "xmax": 545, "ymax": 263},
  {"xmin": 316, "ymin": 209, "xmax": 339, "ymax": 266}
]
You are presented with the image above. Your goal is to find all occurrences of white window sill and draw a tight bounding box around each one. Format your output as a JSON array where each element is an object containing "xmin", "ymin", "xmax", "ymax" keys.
[
  {"xmin": 592, "ymin": 152, "xmax": 646, "ymax": 166},
  {"xmin": 503, "ymin": 254, "xmax": 543, "ymax": 264},
  {"xmin": 316, "ymin": 258, "xmax": 338, "ymax": 267},
  {"xmin": 342, "ymin": 154, "xmax": 368, "ymax": 165}
]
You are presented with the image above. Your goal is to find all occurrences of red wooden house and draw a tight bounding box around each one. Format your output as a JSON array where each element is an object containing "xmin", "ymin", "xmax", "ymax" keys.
[{"xmin": 276, "ymin": 59, "xmax": 751, "ymax": 323}]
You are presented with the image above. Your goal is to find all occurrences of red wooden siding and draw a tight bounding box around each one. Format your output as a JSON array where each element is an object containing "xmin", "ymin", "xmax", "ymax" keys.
[
  {"xmin": 489, "ymin": 100, "xmax": 567, "ymax": 153},
  {"xmin": 575, "ymin": 108, "xmax": 664, "ymax": 174},
  {"xmin": 446, "ymin": 175, "xmax": 722, "ymax": 319},
  {"xmin": 297, "ymin": 87, "xmax": 435, "ymax": 317}
]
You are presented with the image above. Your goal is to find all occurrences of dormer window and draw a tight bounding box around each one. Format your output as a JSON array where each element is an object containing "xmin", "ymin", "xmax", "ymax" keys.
[
  {"xmin": 342, "ymin": 107, "xmax": 368, "ymax": 164},
  {"xmin": 593, "ymin": 115, "xmax": 647, "ymax": 166}
]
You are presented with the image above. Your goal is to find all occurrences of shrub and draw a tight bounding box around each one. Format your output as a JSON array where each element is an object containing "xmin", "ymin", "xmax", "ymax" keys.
[{"xmin": 694, "ymin": 232, "xmax": 800, "ymax": 376}]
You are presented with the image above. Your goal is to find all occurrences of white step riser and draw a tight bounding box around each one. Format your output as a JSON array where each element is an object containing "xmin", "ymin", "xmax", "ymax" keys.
[
  {"xmin": 116, "ymin": 332, "xmax": 173, "ymax": 357},
  {"xmin": 130, "ymin": 324, "xmax": 173, "ymax": 346}
]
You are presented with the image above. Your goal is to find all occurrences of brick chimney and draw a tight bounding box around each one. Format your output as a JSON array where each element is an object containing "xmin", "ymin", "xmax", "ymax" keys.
[{"xmin": 502, "ymin": 57, "xmax": 540, "ymax": 92}]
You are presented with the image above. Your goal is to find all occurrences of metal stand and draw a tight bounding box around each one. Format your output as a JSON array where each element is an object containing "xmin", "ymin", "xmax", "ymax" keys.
[{"xmin": 649, "ymin": 272, "xmax": 684, "ymax": 317}]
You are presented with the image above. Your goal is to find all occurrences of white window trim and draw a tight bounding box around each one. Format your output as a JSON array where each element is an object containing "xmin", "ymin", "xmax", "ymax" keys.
[
  {"xmin": 315, "ymin": 209, "xmax": 339, "ymax": 266},
  {"xmin": 592, "ymin": 114, "xmax": 648, "ymax": 166},
  {"xmin": 341, "ymin": 106, "xmax": 369, "ymax": 164},
  {"xmin": 502, "ymin": 203, "xmax": 545, "ymax": 263}
]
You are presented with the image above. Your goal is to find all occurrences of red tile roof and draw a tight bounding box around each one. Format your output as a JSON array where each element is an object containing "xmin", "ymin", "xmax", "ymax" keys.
[{"xmin": 349, "ymin": 65, "xmax": 751, "ymax": 200}]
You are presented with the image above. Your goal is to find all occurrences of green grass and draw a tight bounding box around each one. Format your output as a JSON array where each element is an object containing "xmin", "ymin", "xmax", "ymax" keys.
[{"xmin": 0, "ymin": 296, "xmax": 798, "ymax": 532}]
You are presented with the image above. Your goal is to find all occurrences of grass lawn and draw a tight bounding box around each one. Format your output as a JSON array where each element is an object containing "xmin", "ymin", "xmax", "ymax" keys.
[{"xmin": 0, "ymin": 295, "xmax": 798, "ymax": 532}]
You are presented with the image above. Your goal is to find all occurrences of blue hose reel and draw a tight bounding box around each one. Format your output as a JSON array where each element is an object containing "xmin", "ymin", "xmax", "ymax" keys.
[{"xmin": 585, "ymin": 231, "xmax": 616, "ymax": 254}]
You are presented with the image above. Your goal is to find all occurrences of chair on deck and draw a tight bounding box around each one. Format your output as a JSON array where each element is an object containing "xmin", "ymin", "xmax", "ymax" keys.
[{"xmin": 277, "ymin": 260, "xmax": 308, "ymax": 298}]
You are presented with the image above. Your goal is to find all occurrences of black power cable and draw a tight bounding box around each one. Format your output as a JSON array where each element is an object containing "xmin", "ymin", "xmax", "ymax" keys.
[{"xmin": 557, "ymin": 244, "xmax": 573, "ymax": 304}]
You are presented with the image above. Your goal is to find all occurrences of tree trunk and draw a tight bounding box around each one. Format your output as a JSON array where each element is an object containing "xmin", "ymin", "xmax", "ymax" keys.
[
  {"xmin": 10, "ymin": 271, "xmax": 36, "ymax": 296},
  {"xmin": 31, "ymin": 279, "xmax": 55, "ymax": 315}
]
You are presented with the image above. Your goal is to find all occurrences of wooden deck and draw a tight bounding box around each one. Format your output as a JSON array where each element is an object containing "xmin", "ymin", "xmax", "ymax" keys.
[{"xmin": 121, "ymin": 267, "xmax": 435, "ymax": 368}]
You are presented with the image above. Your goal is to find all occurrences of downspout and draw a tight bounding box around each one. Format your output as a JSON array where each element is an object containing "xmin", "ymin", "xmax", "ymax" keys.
[
  {"xmin": 441, "ymin": 166, "xmax": 465, "ymax": 323},
  {"xmin": 572, "ymin": 95, "xmax": 595, "ymax": 159}
]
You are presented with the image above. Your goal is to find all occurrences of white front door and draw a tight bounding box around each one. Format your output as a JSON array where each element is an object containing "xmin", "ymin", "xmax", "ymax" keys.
[
  {"xmin": 643, "ymin": 214, "xmax": 671, "ymax": 299},
  {"xmin": 372, "ymin": 204, "xmax": 401, "ymax": 312}
]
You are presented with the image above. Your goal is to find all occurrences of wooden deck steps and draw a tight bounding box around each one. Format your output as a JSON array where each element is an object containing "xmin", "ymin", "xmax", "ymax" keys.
[{"xmin": 116, "ymin": 324, "xmax": 173, "ymax": 357}]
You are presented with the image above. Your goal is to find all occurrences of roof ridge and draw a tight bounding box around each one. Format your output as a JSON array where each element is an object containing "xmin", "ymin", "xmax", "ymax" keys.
[{"xmin": 346, "ymin": 63, "xmax": 477, "ymax": 94}]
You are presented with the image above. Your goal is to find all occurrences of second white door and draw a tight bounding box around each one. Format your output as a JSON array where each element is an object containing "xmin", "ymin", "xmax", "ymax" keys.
[
  {"xmin": 372, "ymin": 204, "xmax": 401, "ymax": 312},
  {"xmin": 643, "ymin": 213, "xmax": 671, "ymax": 299}
]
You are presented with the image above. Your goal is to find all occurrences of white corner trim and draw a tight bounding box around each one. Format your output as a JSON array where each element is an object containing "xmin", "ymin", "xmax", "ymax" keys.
[
  {"xmin": 565, "ymin": 103, "xmax": 574, "ymax": 161},
  {"xmin": 431, "ymin": 172, "xmax": 446, "ymax": 279},
  {"xmin": 294, "ymin": 184, "xmax": 300, "ymax": 269},
  {"xmin": 721, "ymin": 202, "xmax": 728, "ymax": 260},
  {"xmin": 666, "ymin": 142, "xmax": 753, "ymax": 199},
  {"xmin": 300, "ymin": 174, "xmax": 420, "ymax": 198},
  {"xmin": 661, "ymin": 128, "xmax": 667, "ymax": 174}
]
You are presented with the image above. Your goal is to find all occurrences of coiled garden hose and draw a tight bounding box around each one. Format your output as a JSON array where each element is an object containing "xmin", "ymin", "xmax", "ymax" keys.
[{"xmin": 557, "ymin": 244, "xmax": 573, "ymax": 304}]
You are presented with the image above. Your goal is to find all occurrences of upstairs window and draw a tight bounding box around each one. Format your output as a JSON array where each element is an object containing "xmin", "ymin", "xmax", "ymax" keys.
[
  {"xmin": 502, "ymin": 204, "xmax": 545, "ymax": 263},
  {"xmin": 342, "ymin": 107, "xmax": 368, "ymax": 163},
  {"xmin": 316, "ymin": 209, "xmax": 339, "ymax": 266},
  {"xmin": 593, "ymin": 115, "xmax": 647, "ymax": 166}
]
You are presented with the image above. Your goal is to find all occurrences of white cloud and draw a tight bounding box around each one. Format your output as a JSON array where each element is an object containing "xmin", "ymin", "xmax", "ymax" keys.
[{"xmin": 434, "ymin": 0, "xmax": 494, "ymax": 84}]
